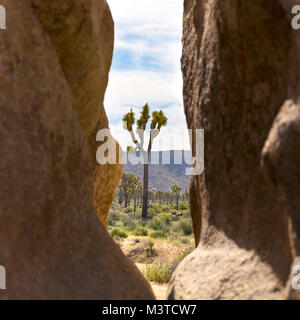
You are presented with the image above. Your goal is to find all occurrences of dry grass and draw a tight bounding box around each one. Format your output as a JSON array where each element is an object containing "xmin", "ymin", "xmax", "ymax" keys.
[{"xmin": 144, "ymin": 261, "xmax": 173, "ymax": 284}]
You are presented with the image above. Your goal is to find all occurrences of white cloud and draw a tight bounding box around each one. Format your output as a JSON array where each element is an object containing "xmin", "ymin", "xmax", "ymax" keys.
[
  {"xmin": 105, "ymin": 0, "xmax": 188, "ymax": 151},
  {"xmin": 114, "ymin": 38, "xmax": 182, "ymax": 72},
  {"xmin": 108, "ymin": 0, "xmax": 183, "ymax": 31},
  {"xmin": 104, "ymin": 70, "xmax": 183, "ymax": 121}
]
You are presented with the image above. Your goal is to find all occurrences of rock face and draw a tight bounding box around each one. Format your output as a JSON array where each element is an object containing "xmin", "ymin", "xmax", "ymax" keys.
[
  {"xmin": 0, "ymin": 0, "xmax": 154, "ymax": 299},
  {"xmin": 30, "ymin": 0, "xmax": 123, "ymax": 228},
  {"xmin": 168, "ymin": 0, "xmax": 299, "ymax": 299}
]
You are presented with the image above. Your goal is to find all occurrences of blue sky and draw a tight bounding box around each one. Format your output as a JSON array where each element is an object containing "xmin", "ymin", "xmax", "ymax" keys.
[{"xmin": 105, "ymin": 0, "xmax": 189, "ymax": 150}]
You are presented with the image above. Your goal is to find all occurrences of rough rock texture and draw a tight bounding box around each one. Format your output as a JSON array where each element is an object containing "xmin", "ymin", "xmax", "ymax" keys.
[
  {"xmin": 0, "ymin": 0, "xmax": 154, "ymax": 299},
  {"xmin": 168, "ymin": 0, "xmax": 299, "ymax": 299},
  {"xmin": 30, "ymin": 0, "xmax": 123, "ymax": 227}
]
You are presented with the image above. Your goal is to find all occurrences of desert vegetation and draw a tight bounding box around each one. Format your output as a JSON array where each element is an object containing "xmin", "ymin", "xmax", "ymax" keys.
[{"xmin": 109, "ymin": 177, "xmax": 193, "ymax": 298}]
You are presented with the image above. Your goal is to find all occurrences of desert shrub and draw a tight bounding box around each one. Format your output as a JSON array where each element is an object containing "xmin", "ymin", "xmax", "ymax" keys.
[
  {"xmin": 135, "ymin": 227, "xmax": 148, "ymax": 236},
  {"xmin": 180, "ymin": 237, "xmax": 190, "ymax": 245},
  {"xmin": 145, "ymin": 239, "xmax": 155, "ymax": 257},
  {"xmin": 124, "ymin": 206, "xmax": 133, "ymax": 213},
  {"xmin": 152, "ymin": 203, "xmax": 163, "ymax": 214},
  {"xmin": 114, "ymin": 221, "xmax": 124, "ymax": 228},
  {"xmin": 140, "ymin": 220, "xmax": 147, "ymax": 227},
  {"xmin": 126, "ymin": 224, "xmax": 136, "ymax": 232},
  {"xmin": 135, "ymin": 208, "xmax": 142, "ymax": 215},
  {"xmin": 162, "ymin": 215, "xmax": 171, "ymax": 225},
  {"xmin": 148, "ymin": 217, "xmax": 168, "ymax": 232},
  {"xmin": 120, "ymin": 214, "xmax": 135, "ymax": 227},
  {"xmin": 145, "ymin": 261, "xmax": 173, "ymax": 283},
  {"xmin": 179, "ymin": 203, "xmax": 188, "ymax": 210},
  {"xmin": 161, "ymin": 205, "xmax": 170, "ymax": 213},
  {"xmin": 148, "ymin": 239, "xmax": 155, "ymax": 251},
  {"xmin": 170, "ymin": 221, "xmax": 181, "ymax": 233},
  {"xmin": 147, "ymin": 208, "xmax": 155, "ymax": 218},
  {"xmin": 179, "ymin": 220, "xmax": 193, "ymax": 236},
  {"xmin": 109, "ymin": 210, "xmax": 122, "ymax": 223},
  {"xmin": 151, "ymin": 231, "xmax": 167, "ymax": 239},
  {"xmin": 111, "ymin": 229, "xmax": 128, "ymax": 239}
]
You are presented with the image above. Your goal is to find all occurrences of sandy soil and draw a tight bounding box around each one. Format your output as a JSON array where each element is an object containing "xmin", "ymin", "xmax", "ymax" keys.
[
  {"xmin": 136, "ymin": 263, "xmax": 168, "ymax": 300},
  {"xmin": 115, "ymin": 235, "xmax": 193, "ymax": 300}
]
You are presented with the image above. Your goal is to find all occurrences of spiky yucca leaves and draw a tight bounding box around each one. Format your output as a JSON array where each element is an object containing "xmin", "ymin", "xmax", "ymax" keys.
[
  {"xmin": 123, "ymin": 109, "xmax": 135, "ymax": 131},
  {"xmin": 151, "ymin": 110, "xmax": 168, "ymax": 130},
  {"xmin": 137, "ymin": 103, "xmax": 151, "ymax": 130}
]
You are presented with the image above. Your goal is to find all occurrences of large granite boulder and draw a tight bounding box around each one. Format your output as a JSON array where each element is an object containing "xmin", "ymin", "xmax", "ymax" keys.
[
  {"xmin": 168, "ymin": 0, "xmax": 299, "ymax": 299},
  {"xmin": 0, "ymin": 0, "xmax": 154, "ymax": 299},
  {"xmin": 30, "ymin": 0, "xmax": 123, "ymax": 227}
]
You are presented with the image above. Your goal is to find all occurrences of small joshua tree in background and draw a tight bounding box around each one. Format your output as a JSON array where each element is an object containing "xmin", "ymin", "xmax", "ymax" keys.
[
  {"xmin": 123, "ymin": 103, "xmax": 167, "ymax": 220},
  {"xmin": 118, "ymin": 173, "xmax": 140, "ymax": 208},
  {"xmin": 171, "ymin": 185, "xmax": 182, "ymax": 210},
  {"xmin": 132, "ymin": 177, "xmax": 142, "ymax": 214}
]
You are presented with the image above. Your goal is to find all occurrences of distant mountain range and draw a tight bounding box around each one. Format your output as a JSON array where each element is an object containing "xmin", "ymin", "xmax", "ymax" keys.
[{"xmin": 123, "ymin": 150, "xmax": 192, "ymax": 191}]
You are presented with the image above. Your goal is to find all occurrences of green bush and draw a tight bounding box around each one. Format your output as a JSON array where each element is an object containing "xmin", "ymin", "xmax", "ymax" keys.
[
  {"xmin": 162, "ymin": 215, "xmax": 171, "ymax": 225},
  {"xmin": 120, "ymin": 214, "xmax": 135, "ymax": 227},
  {"xmin": 161, "ymin": 205, "xmax": 170, "ymax": 213},
  {"xmin": 148, "ymin": 239, "xmax": 155, "ymax": 251},
  {"xmin": 111, "ymin": 229, "xmax": 128, "ymax": 239},
  {"xmin": 148, "ymin": 217, "xmax": 168, "ymax": 232},
  {"xmin": 179, "ymin": 220, "xmax": 193, "ymax": 236},
  {"xmin": 152, "ymin": 203, "xmax": 159, "ymax": 213},
  {"xmin": 150, "ymin": 231, "xmax": 167, "ymax": 239},
  {"xmin": 147, "ymin": 208, "xmax": 155, "ymax": 218},
  {"xmin": 126, "ymin": 224, "xmax": 136, "ymax": 232},
  {"xmin": 109, "ymin": 210, "xmax": 122, "ymax": 224},
  {"xmin": 134, "ymin": 227, "xmax": 148, "ymax": 236},
  {"xmin": 140, "ymin": 220, "xmax": 147, "ymax": 227},
  {"xmin": 179, "ymin": 203, "xmax": 188, "ymax": 210},
  {"xmin": 124, "ymin": 206, "xmax": 133, "ymax": 213},
  {"xmin": 145, "ymin": 261, "xmax": 173, "ymax": 283}
]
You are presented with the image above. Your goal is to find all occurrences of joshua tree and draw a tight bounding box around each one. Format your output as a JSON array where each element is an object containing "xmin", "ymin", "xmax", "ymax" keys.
[
  {"xmin": 156, "ymin": 190, "xmax": 164, "ymax": 204},
  {"xmin": 123, "ymin": 103, "xmax": 167, "ymax": 220},
  {"xmin": 171, "ymin": 185, "xmax": 182, "ymax": 210},
  {"xmin": 118, "ymin": 173, "xmax": 140, "ymax": 208},
  {"xmin": 133, "ymin": 178, "xmax": 142, "ymax": 214}
]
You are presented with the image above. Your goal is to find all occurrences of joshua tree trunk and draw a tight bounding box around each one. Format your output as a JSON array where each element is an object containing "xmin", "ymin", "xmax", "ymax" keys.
[
  {"xmin": 134, "ymin": 197, "xmax": 137, "ymax": 213},
  {"xmin": 124, "ymin": 196, "xmax": 128, "ymax": 208},
  {"xmin": 142, "ymin": 163, "xmax": 149, "ymax": 220},
  {"xmin": 176, "ymin": 196, "xmax": 179, "ymax": 210}
]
